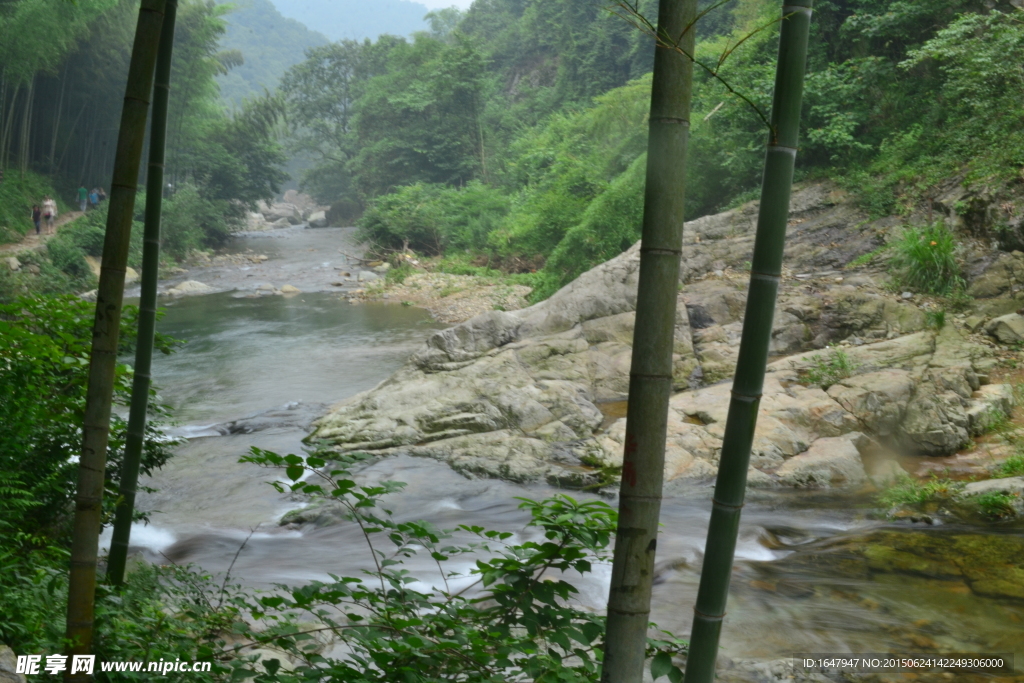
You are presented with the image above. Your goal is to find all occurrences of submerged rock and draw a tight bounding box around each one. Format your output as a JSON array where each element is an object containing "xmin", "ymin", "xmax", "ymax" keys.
[{"xmin": 167, "ymin": 280, "xmax": 215, "ymax": 296}]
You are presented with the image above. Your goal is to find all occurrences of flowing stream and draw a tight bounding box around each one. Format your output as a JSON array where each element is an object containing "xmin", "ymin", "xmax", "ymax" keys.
[{"xmin": 114, "ymin": 228, "xmax": 1023, "ymax": 679}]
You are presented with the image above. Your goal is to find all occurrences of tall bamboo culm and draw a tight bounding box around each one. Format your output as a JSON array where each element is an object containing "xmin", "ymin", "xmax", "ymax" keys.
[
  {"xmin": 107, "ymin": 0, "xmax": 179, "ymax": 588},
  {"xmin": 65, "ymin": 0, "xmax": 167, "ymax": 677},
  {"xmin": 681, "ymin": 3, "xmax": 813, "ymax": 682},
  {"xmin": 600, "ymin": 0, "xmax": 697, "ymax": 680}
]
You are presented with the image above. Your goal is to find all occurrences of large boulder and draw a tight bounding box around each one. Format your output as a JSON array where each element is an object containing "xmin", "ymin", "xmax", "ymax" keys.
[
  {"xmin": 313, "ymin": 182, "xmax": 1005, "ymax": 486},
  {"xmin": 775, "ymin": 433, "xmax": 869, "ymax": 488},
  {"xmin": 308, "ymin": 210, "xmax": 328, "ymax": 228},
  {"xmin": 262, "ymin": 202, "xmax": 302, "ymax": 225},
  {"xmin": 985, "ymin": 313, "xmax": 1024, "ymax": 343}
]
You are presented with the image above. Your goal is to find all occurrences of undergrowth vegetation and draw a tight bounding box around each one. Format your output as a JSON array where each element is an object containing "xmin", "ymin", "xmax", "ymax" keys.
[
  {"xmin": 887, "ymin": 223, "xmax": 964, "ymax": 296},
  {"xmin": 3, "ymin": 445, "xmax": 690, "ymax": 682},
  {"xmin": 801, "ymin": 348, "xmax": 857, "ymax": 389}
]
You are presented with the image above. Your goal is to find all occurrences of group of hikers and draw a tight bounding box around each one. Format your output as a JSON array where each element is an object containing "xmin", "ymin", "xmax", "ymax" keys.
[
  {"xmin": 30, "ymin": 196, "xmax": 58, "ymax": 236},
  {"xmin": 77, "ymin": 185, "xmax": 106, "ymax": 213},
  {"xmin": 29, "ymin": 186, "xmax": 106, "ymax": 237}
]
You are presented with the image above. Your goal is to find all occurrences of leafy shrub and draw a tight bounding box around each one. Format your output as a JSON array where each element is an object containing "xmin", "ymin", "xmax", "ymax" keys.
[
  {"xmin": 60, "ymin": 213, "xmax": 107, "ymax": 256},
  {"xmin": 46, "ymin": 235, "xmax": 91, "ymax": 280},
  {"xmin": 359, "ymin": 182, "xmax": 510, "ymax": 256},
  {"xmin": 226, "ymin": 448, "xmax": 690, "ymax": 682},
  {"xmin": 888, "ymin": 222, "xmax": 963, "ymax": 296},
  {"xmin": 801, "ymin": 347, "xmax": 857, "ymax": 388},
  {"xmin": 0, "ymin": 296, "xmax": 178, "ymax": 547}
]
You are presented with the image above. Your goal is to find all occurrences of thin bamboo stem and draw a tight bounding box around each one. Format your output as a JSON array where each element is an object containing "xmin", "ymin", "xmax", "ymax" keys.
[
  {"xmin": 600, "ymin": 0, "xmax": 697, "ymax": 679},
  {"xmin": 64, "ymin": 1, "xmax": 167, "ymax": 679},
  {"xmin": 107, "ymin": 0, "xmax": 178, "ymax": 588},
  {"xmin": 682, "ymin": 3, "xmax": 814, "ymax": 682}
]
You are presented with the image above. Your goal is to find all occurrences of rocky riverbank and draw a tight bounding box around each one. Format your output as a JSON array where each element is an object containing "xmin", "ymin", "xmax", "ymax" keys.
[{"xmin": 310, "ymin": 182, "xmax": 1024, "ymax": 498}]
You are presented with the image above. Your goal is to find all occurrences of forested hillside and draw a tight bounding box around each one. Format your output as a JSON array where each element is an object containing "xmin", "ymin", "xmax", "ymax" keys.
[
  {"xmin": 217, "ymin": 0, "xmax": 329, "ymax": 107},
  {"xmin": 0, "ymin": 0, "xmax": 286, "ymax": 299},
  {"xmin": 280, "ymin": 0, "xmax": 1024, "ymax": 300}
]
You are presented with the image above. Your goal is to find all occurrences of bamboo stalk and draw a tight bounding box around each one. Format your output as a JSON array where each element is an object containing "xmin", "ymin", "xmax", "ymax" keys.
[
  {"xmin": 600, "ymin": 0, "xmax": 697, "ymax": 679},
  {"xmin": 107, "ymin": 0, "xmax": 178, "ymax": 588},
  {"xmin": 64, "ymin": 1, "xmax": 167, "ymax": 678},
  {"xmin": 681, "ymin": 3, "xmax": 814, "ymax": 682}
]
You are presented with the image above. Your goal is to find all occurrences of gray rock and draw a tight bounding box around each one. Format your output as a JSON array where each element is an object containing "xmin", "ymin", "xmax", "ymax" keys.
[
  {"xmin": 374, "ymin": 262, "xmax": 392, "ymax": 273},
  {"xmin": 966, "ymin": 383, "xmax": 1015, "ymax": 435},
  {"xmin": 357, "ymin": 270, "xmax": 379, "ymax": 282},
  {"xmin": 985, "ymin": 313, "xmax": 1024, "ymax": 343},
  {"xmin": 776, "ymin": 433, "xmax": 869, "ymax": 488},
  {"xmin": 961, "ymin": 476, "xmax": 1024, "ymax": 497},
  {"xmin": 263, "ymin": 202, "xmax": 302, "ymax": 225},
  {"xmin": 311, "ymin": 182, "xmax": 1007, "ymax": 484},
  {"xmin": 308, "ymin": 210, "xmax": 328, "ymax": 228},
  {"xmin": 0, "ymin": 645, "xmax": 25, "ymax": 683},
  {"xmin": 5, "ymin": 257, "xmax": 19, "ymax": 272}
]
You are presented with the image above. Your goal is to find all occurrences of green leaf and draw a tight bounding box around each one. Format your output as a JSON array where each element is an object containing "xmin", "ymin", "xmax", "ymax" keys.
[
  {"xmin": 286, "ymin": 465, "xmax": 305, "ymax": 481},
  {"xmin": 651, "ymin": 652, "xmax": 674, "ymax": 681}
]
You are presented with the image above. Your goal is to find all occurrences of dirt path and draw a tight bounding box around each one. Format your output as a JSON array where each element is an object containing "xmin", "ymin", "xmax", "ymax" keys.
[{"xmin": 0, "ymin": 210, "xmax": 85, "ymax": 255}]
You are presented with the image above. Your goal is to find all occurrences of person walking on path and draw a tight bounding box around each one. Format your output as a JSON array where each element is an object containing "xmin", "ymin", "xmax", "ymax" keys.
[
  {"xmin": 32, "ymin": 205, "xmax": 42, "ymax": 235},
  {"xmin": 98, "ymin": 187, "xmax": 106, "ymax": 204},
  {"xmin": 78, "ymin": 186, "xmax": 88, "ymax": 212},
  {"xmin": 89, "ymin": 188, "xmax": 100, "ymax": 211},
  {"xmin": 42, "ymin": 196, "xmax": 57, "ymax": 234}
]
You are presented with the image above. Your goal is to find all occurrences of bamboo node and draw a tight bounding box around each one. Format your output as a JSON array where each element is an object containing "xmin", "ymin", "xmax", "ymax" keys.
[
  {"xmin": 766, "ymin": 145, "xmax": 798, "ymax": 156},
  {"xmin": 649, "ymin": 116, "xmax": 690, "ymax": 126},
  {"xmin": 693, "ymin": 607, "xmax": 726, "ymax": 621},
  {"xmin": 711, "ymin": 497, "xmax": 744, "ymax": 511},
  {"xmin": 749, "ymin": 270, "xmax": 780, "ymax": 283}
]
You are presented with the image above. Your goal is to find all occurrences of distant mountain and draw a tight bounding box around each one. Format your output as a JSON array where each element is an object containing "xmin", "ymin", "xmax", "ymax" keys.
[
  {"xmin": 269, "ymin": 0, "xmax": 429, "ymax": 42},
  {"xmin": 218, "ymin": 0, "xmax": 330, "ymax": 107}
]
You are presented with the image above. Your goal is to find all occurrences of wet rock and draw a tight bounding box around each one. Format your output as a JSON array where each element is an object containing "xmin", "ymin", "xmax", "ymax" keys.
[
  {"xmin": 167, "ymin": 280, "xmax": 215, "ymax": 296},
  {"xmin": 776, "ymin": 433, "xmax": 869, "ymax": 488}
]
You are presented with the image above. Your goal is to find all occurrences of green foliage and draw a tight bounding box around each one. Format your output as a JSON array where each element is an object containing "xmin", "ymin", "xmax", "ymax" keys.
[
  {"xmin": 971, "ymin": 492, "xmax": 1018, "ymax": 520},
  {"xmin": 995, "ymin": 452, "xmax": 1024, "ymax": 479},
  {"xmin": 385, "ymin": 261, "xmax": 414, "ymax": 285},
  {"xmin": 0, "ymin": 295, "xmax": 178, "ymax": 548},
  {"xmin": 887, "ymin": 222, "xmax": 963, "ymax": 296},
  {"xmin": 801, "ymin": 347, "xmax": 857, "ymax": 389},
  {"xmin": 878, "ymin": 475, "xmax": 964, "ymax": 509},
  {"xmin": 924, "ymin": 309, "xmax": 946, "ymax": 330},
  {"xmin": 358, "ymin": 181, "xmax": 510, "ymax": 255},
  {"xmin": 227, "ymin": 447, "xmax": 688, "ymax": 682},
  {"xmin": 846, "ymin": 244, "xmax": 889, "ymax": 268}
]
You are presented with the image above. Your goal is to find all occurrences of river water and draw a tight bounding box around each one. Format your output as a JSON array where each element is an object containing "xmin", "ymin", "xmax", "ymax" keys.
[{"xmin": 116, "ymin": 228, "xmax": 1022, "ymax": 680}]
